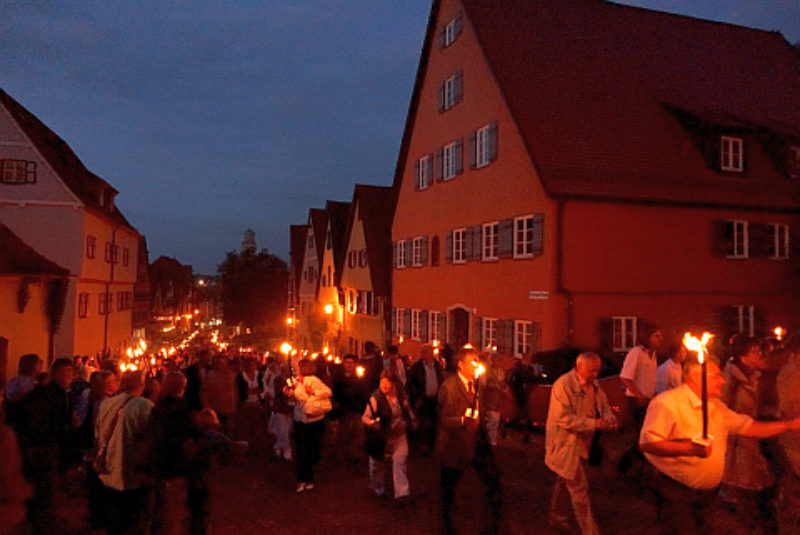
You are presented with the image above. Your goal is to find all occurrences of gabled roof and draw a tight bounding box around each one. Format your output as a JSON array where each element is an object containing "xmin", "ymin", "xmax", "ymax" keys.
[
  {"xmin": 395, "ymin": 0, "xmax": 800, "ymax": 210},
  {"xmin": 325, "ymin": 200, "xmax": 351, "ymax": 281},
  {"xmin": 289, "ymin": 224, "xmax": 309, "ymax": 304},
  {"xmin": 342, "ymin": 184, "xmax": 394, "ymax": 297},
  {"xmin": 0, "ymin": 223, "xmax": 70, "ymax": 276},
  {"xmin": 308, "ymin": 208, "xmax": 327, "ymax": 269},
  {"xmin": 0, "ymin": 89, "xmax": 137, "ymax": 228}
]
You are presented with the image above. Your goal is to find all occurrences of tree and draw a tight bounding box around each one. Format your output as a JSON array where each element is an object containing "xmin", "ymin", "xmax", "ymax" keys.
[{"xmin": 217, "ymin": 249, "xmax": 288, "ymax": 336}]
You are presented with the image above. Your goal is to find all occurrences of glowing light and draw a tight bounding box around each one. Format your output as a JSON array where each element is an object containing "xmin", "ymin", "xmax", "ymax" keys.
[
  {"xmin": 472, "ymin": 361, "xmax": 486, "ymax": 379},
  {"xmin": 119, "ymin": 362, "xmax": 126, "ymax": 372},
  {"xmin": 356, "ymin": 366, "xmax": 365, "ymax": 378},
  {"xmin": 150, "ymin": 357, "xmax": 156, "ymax": 365},
  {"xmin": 334, "ymin": 356, "xmax": 342, "ymax": 364},
  {"xmin": 432, "ymin": 339, "xmax": 439, "ymax": 348},
  {"xmin": 311, "ymin": 352, "xmax": 319, "ymax": 360},
  {"xmin": 433, "ymin": 348, "xmax": 440, "ymax": 356},
  {"xmin": 398, "ymin": 336, "xmax": 404, "ymax": 343},
  {"xmin": 324, "ymin": 304, "xmax": 334, "ymax": 315},
  {"xmin": 286, "ymin": 317, "xmax": 294, "ymax": 325},
  {"xmin": 774, "ymin": 326, "xmax": 785, "ymax": 341},
  {"xmin": 280, "ymin": 342, "xmax": 293, "ymax": 356},
  {"xmin": 126, "ymin": 347, "xmax": 133, "ymax": 358},
  {"xmin": 463, "ymin": 343, "xmax": 474, "ymax": 350},
  {"xmin": 322, "ymin": 345, "xmax": 329, "ymax": 356},
  {"xmin": 682, "ymin": 332, "xmax": 713, "ymax": 363}
]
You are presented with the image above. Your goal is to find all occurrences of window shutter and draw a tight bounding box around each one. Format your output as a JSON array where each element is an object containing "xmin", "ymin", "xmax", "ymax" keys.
[
  {"xmin": 532, "ymin": 214, "xmax": 544, "ymax": 255},
  {"xmin": 446, "ymin": 231, "xmax": 453, "ymax": 263},
  {"xmin": 413, "ymin": 160, "xmax": 420, "ymax": 190},
  {"xmin": 498, "ymin": 219, "xmax": 514, "ymax": 258},
  {"xmin": 531, "ymin": 323, "xmax": 542, "ymax": 353},
  {"xmin": 392, "ymin": 241, "xmax": 397, "ymax": 267},
  {"xmin": 711, "ymin": 220, "xmax": 731, "ymax": 257},
  {"xmin": 421, "ymin": 236, "xmax": 428, "ymax": 266},
  {"xmin": 431, "ymin": 236, "xmax": 440, "ymax": 267},
  {"xmin": 469, "ymin": 130, "xmax": 477, "ymax": 168},
  {"xmin": 455, "ymin": 138, "xmax": 463, "ymax": 175},
  {"xmin": 748, "ymin": 222, "xmax": 770, "ymax": 258},
  {"xmin": 435, "ymin": 147, "xmax": 443, "ymax": 182},
  {"xmin": 454, "ymin": 13, "xmax": 462, "ymax": 38},
  {"xmin": 454, "ymin": 70, "xmax": 463, "ymax": 104},
  {"xmin": 438, "ymin": 81, "xmax": 445, "ymax": 112},
  {"xmin": 404, "ymin": 240, "xmax": 412, "ymax": 266},
  {"xmin": 426, "ymin": 154, "xmax": 433, "ymax": 187},
  {"xmin": 439, "ymin": 27, "xmax": 446, "ymax": 48},
  {"xmin": 472, "ymin": 225, "xmax": 482, "ymax": 260},
  {"xmin": 464, "ymin": 227, "xmax": 473, "ymax": 260},
  {"xmin": 420, "ymin": 310, "xmax": 429, "ymax": 341},
  {"xmin": 499, "ymin": 320, "xmax": 514, "ymax": 355},
  {"xmin": 391, "ymin": 308, "xmax": 397, "ymax": 335},
  {"xmin": 25, "ymin": 162, "xmax": 36, "ymax": 183},
  {"xmin": 403, "ymin": 309, "xmax": 412, "ymax": 336},
  {"xmin": 488, "ymin": 121, "xmax": 498, "ymax": 162},
  {"xmin": 474, "ymin": 315, "xmax": 483, "ymax": 348},
  {"xmin": 791, "ymin": 227, "xmax": 800, "ymax": 259},
  {"xmin": 440, "ymin": 312, "xmax": 448, "ymax": 345}
]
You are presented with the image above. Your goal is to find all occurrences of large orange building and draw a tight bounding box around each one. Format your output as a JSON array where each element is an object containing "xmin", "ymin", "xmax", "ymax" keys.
[
  {"xmin": 391, "ymin": 0, "xmax": 800, "ymax": 361},
  {"xmin": 0, "ymin": 89, "xmax": 142, "ymax": 360}
]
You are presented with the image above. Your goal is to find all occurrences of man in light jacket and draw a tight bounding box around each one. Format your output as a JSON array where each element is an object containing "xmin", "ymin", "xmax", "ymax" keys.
[{"xmin": 545, "ymin": 352, "xmax": 617, "ymax": 535}]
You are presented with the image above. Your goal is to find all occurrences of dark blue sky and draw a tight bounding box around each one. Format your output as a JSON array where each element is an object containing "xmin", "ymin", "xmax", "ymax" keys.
[{"xmin": 2, "ymin": 1, "xmax": 798, "ymax": 274}]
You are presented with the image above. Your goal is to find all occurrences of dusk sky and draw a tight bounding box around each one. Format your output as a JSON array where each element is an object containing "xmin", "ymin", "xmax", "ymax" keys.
[{"xmin": 2, "ymin": 1, "xmax": 798, "ymax": 274}]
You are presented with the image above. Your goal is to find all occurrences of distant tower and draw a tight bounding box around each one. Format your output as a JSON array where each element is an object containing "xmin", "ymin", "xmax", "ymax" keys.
[{"xmin": 241, "ymin": 228, "xmax": 256, "ymax": 254}]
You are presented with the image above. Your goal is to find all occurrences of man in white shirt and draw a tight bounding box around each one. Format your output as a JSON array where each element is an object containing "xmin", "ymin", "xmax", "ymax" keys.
[
  {"xmin": 409, "ymin": 345, "xmax": 443, "ymax": 455},
  {"xmin": 656, "ymin": 344, "xmax": 687, "ymax": 394}
]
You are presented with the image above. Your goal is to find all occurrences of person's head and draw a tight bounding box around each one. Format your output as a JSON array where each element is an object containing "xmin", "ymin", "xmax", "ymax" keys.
[
  {"xmin": 143, "ymin": 377, "xmax": 161, "ymax": 401},
  {"xmin": 575, "ymin": 352, "xmax": 602, "ymax": 383},
  {"xmin": 420, "ymin": 344, "xmax": 434, "ymax": 363},
  {"xmin": 196, "ymin": 349, "xmax": 211, "ymax": 366},
  {"xmin": 50, "ymin": 358, "xmax": 74, "ymax": 390},
  {"xmin": 243, "ymin": 357, "xmax": 257, "ymax": 373},
  {"xmin": 120, "ymin": 370, "xmax": 146, "ymax": 396},
  {"xmin": 298, "ymin": 358, "xmax": 316, "ymax": 378},
  {"xmin": 379, "ymin": 370, "xmax": 397, "ymax": 395},
  {"xmin": 684, "ymin": 356, "xmax": 724, "ymax": 399},
  {"xmin": 666, "ymin": 343, "xmax": 688, "ymax": 364},
  {"xmin": 212, "ymin": 354, "xmax": 228, "ymax": 372},
  {"xmin": 18, "ymin": 353, "xmax": 42, "ymax": 377},
  {"xmin": 637, "ymin": 321, "xmax": 664, "ymax": 351},
  {"xmin": 89, "ymin": 370, "xmax": 113, "ymax": 398},
  {"xmin": 386, "ymin": 345, "xmax": 399, "ymax": 359},
  {"xmin": 364, "ymin": 341, "xmax": 376, "ymax": 356},
  {"xmin": 455, "ymin": 350, "xmax": 477, "ymax": 379},
  {"xmin": 342, "ymin": 354, "xmax": 357, "ymax": 374},
  {"xmin": 159, "ymin": 372, "xmax": 187, "ymax": 400},
  {"xmin": 734, "ymin": 336, "xmax": 766, "ymax": 370}
]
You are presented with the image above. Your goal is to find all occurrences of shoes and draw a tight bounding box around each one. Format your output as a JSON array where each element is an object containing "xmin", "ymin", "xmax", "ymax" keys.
[
  {"xmin": 304, "ymin": 483, "xmax": 314, "ymax": 491},
  {"xmin": 296, "ymin": 482, "xmax": 306, "ymax": 493}
]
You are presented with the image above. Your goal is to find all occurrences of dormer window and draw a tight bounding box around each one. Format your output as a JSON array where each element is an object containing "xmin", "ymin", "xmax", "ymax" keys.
[
  {"xmin": 1, "ymin": 159, "xmax": 36, "ymax": 184},
  {"xmin": 98, "ymin": 189, "xmax": 105, "ymax": 207},
  {"xmin": 720, "ymin": 136, "xmax": 743, "ymax": 172},
  {"xmin": 440, "ymin": 14, "xmax": 462, "ymax": 48},
  {"xmin": 789, "ymin": 146, "xmax": 800, "ymax": 179}
]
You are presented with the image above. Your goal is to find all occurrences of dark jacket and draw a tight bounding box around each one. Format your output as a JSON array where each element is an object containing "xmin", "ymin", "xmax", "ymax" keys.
[
  {"xmin": 332, "ymin": 371, "xmax": 368, "ymax": 418},
  {"xmin": 408, "ymin": 359, "xmax": 444, "ymax": 405},
  {"xmin": 184, "ymin": 363, "xmax": 209, "ymax": 410},
  {"xmin": 141, "ymin": 397, "xmax": 201, "ymax": 480},
  {"xmin": 435, "ymin": 374, "xmax": 490, "ymax": 470},
  {"xmin": 367, "ymin": 385, "xmax": 414, "ymax": 441}
]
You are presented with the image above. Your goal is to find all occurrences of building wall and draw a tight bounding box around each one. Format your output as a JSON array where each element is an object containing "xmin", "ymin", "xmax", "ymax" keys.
[
  {"xmin": 0, "ymin": 277, "xmax": 52, "ymax": 380},
  {"xmin": 297, "ymin": 226, "xmax": 321, "ymax": 348},
  {"xmin": 392, "ymin": 0, "xmax": 560, "ymax": 357}
]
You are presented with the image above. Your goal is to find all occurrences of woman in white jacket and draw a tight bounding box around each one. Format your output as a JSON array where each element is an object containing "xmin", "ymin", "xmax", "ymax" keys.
[{"xmin": 286, "ymin": 358, "xmax": 332, "ymax": 492}]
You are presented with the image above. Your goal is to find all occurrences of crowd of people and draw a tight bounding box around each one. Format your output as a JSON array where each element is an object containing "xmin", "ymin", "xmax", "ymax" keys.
[{"xmin": 1, "ymin": 325, "xmax": 799, "ymax": 535}]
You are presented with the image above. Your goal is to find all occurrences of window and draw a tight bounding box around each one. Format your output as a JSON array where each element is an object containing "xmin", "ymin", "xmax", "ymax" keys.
[
  {"xmin": 104, "ymin": 242, "xmax": 118, "ymax": 264},
  {"xmin": 348, "ymin": 251, "xmax": 356, "ymax": 268},
  {"xmin": 411, "ymin": 309, "xmax": 422, "ymax": 340},
  {"xmin": 307, "ymin": 234, "xmax": 314, "ymax": 250},
  {"xmin": 86, "ymin": 235, "xmax": 96, "ymax": 259},
  {"xmin": 612, "ymin": 316, "xmax": 637, "ymax": 352},
  {"xmin": 442, "ymin": 140, "xmax": 461, "ymax": 180},
  {"xmin": 117, "ymin": 291, "xmax": 132, "ymax": 311},
  {"xmin": 726, "ymin": 220, "xmax": 748, "ymax": 258},
  {"xmin": 514, "ymin": 216, "xmax": 534, "ymax": 258},
  {"xmin": 358, "ymin": 249, "xmax": 367, "ymax": 267},
  {"xmin": 482, "ymin": 222, "xmax": 499, "ymax": 260},
  {"xmin": 415, "ymin": 155, "xmax": 432, "ymax": 190},
  {"xmin": 0, "ymin": 159, "xmax": 36, "ymax": 184},
  {"xmin": 483, "ymin": 318, "xmax": 497, "ymax": 350},
  {"xmin": 348, "ymin": 290, "xmax": 356, "ymax": 313},
  {"xmin": 770, "ymin": 224, "xmax": 789, "ymax": 259},
  {"xmin": 325, "ymin": 230, "xmax": 332, "ymax": 250},
  {"xmin": 78, "ymin": 293, "xmax": 89, "ymax": 318},
  {"xmin": 440, "ymin": 71, "xmax": 463, "ymax": 111},
  {"xmin": 429, "ymin": 311, "xmax": 441, "ymax": 343},
  {"xmin": 453, "ymin": 228, "xmax": 466, "ymax": 263},
  {"xmin": 396, "ymin": 308, "xmax": 406, "ymax": 337},
  {"xmin": 396, "ymin": 240, "xmax": 407, "ymax": 268},
  {"xmin": 122, "ymin": 247, "xmax": 130, "ymax": 267},
  {"xmin": 720, "ymin": 136, "xmax": 743, "ymax": 172},
  {"xmin": 790, "ymin": 146, "xmax": 800, "ymax": 179},
  {"xmin": 412, "ymin": 237, "xmax": 424, "ymax": 266},
  {"xmin": 441, "ymin": 14, "xmax": 462, "ymax": 47},
  {"xmin": 471, "ymin": 123, "xmax": 497, "ymax": 169},
  {"xmin": 514, "ymin": 320, "xmax": 534, "ymax": 356},
  {"xmin": 360, "ymin": 291, "xmax": 375, "ymax": 316},
  {"xmin": 732, "ymin": 305, "xmax": 755, "ymax": 337},
  {"xmin": 98, "ymin": 292, "xmax": 112, "ymax": 315}
]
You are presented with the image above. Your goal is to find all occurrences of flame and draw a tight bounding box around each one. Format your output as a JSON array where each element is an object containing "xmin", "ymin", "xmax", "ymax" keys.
[
  {"xmin": 324, "ymin": 304, "xmax": 333, "ymax": 314},
  {"xmin": 398, "ymin": 336, "xmax": 404, "ymax": 343},
  {"xmin": 280, "ymin": 342, "xmax": 292, "ymax": 355},
  {"xmin": 682, "ymin": 332, "xmax": 713, "ymax": 364},
  {"xmin": 356, "ymin": 365, "xmax": 365, "ymax": 378},
  {"xmin": 126, "ymin": 347, "xmax": 133, "ymax": 358},
  {"xmin": 322, "ymin": 345, "xmax": 329, "ymax": 355},
  {"xmin": 138, "ymin": 339, "xmax": 147, "ymax": 351},
  {"xmin": 334, "ymin": 356, "xmax": 342, "ymax": 364},
  {"xmin": 432, "ymin": 339, "xmax": 439, "ymax": 348},
  {"xmin": 286, "ymin": 317, "xmax": 294, "ymax": 325},
  {"xmin": 774, "ymin": 326, "xmax": 785, "ymax": 341},
  {"xmin": 463, "ymin": 343, "xmax": 473, "ymax": 350},
  {"xmin": 472, "ymin": 361, "xmax": 486, "ymax": 379}
]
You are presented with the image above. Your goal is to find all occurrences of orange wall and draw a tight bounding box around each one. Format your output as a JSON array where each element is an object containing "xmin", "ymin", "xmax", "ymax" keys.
[{"xmin": 0, "ymin": 277, "xmax": 52, "ymax": 378}]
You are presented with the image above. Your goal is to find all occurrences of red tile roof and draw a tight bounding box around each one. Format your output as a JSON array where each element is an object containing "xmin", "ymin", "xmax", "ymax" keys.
[
  {"xmin": 289, "ymin": 224, "xmax": 309, "ymax": 304},
  {"xmin": 0, "ymin": 223, "xmax": 70, "ymax": 276},
  {"xmin": 344, "ymin": 184, "xmax": 394, "ymax": 298},
  {"xmin": 461, "ymin": 0, "xmax": 800, "ymax": 209},
  {"xmin": 0, "ymin": 89, "xmax": 138, "ymax": 229},
  {"xmin": 308, "ymin": 208, "xmax": 328, "ymax": 269},
  {"xmin": 326, "ymin": 200, "xmax": 351, "ymax": 281}
]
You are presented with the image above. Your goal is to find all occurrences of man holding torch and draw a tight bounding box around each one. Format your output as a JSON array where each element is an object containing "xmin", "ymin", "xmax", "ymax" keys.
[{"xmin": 640, "ymin": 354, "xmax": 800, "ymax": 534}]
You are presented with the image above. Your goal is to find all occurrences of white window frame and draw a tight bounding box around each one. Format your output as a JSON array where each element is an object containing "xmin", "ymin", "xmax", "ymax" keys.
[
  {"xmin": 443, "ymin": 17, "xmax": 458, "ymax": 47},
  {"xmin": 727, "ymin": 220, "xmax": 748, "ymax": 258},
  {"xmin": 475, "ymin": 124, "xmax": 491, "ymax": 168},
  {"xmin": 514, "ymin": 215, "xmax": 534, "ymax": 258},
  {"xmin": 411, "ymin": 309, "xmax": 422, "ymax": 340},
  {"xmin": 612, "ymin": 316, "xmax": 637, "ymax": 352},
  {"xmin": 348, "ymin": 290, "xmax": 356, "ymax": 313},
  {"xmin": 412, "ymin": 236, "xmax": 424, "ymax": 266},
  {"xmin": 453, "ymin": 228, "xmax": 466, "ymax": 263},
  {"xmin": 396, "ymin": 307, "xmax": 406, "ymax": 336},
  {"xmin": 721, "ymin": 136, "xmax": 743, "ymax": 172},
  {"xmin": 771, "ymin": 224, "xmax": 789, "ymax": 259},
  {"xmin": 429, "ymin": 311, "xmax": 441, "ymax": 343},
  {"xmin": 443, "ymin": 74, "xmax": 457, "ymax": 110},
  {"xmin": 416, "ymin": 155, "xmax": 431, "ymax": 190},
  {"xmin": 482, "ymin": 222, "xmax": 499, "ymax": 261},
  {"xmin": 483, "ymin": 318, "xmax": 497, "ymax": 351},
  {"xmin": 396, "ymin": 240, "xmax": 407, "ymax": 268},
  {"xmin": 733, "ymin": 305, "xmax": 755, "ymax": 337},
  {"xmin": 443, "ymin": 141, "xmax": 457, "ymax": 180},
  {"xmin": 514, "ymin": 320, "xmax": 533, "ymax": 357}
]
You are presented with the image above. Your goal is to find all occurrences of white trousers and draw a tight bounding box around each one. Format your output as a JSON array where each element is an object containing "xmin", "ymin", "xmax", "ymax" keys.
[
  {"xmin": 369, "ymin": 434, "xmax": 409, "ymax": 499},
  {"xmin": 268, "ymin": 412, "xmax": 292, "ymax": 454}
]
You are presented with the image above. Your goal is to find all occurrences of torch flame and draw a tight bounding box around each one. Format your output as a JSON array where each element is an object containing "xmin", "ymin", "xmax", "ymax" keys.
[
  {"xmin": 356, "ymin": 365, "xmax": 365, "ymax": 378},
  {"xmin": 682, "ymin": 332, "xmax": 713, "ymax": 363},
  {"xmin": 774, "ymin": 326, "xmax": 785, "ymax": 341},
  {"xmin": 280, "ymin": 342, "xmax": 292, "ymax": 356},
  {"xmin": 473, "ymin": 361, "xmax": 486, "ymax": 379}
]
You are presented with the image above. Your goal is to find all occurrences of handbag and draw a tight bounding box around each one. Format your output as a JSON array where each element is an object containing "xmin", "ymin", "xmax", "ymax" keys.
[
  {"xmin": 305, "ymin": 396, "xmax": 332, "ymax": 419},
  {"xmin": 91, "ymin": 395, "xmax": 134, "ymax": 475},
  {"xmin": 363, "ymin": 398, "xmax": 386, "ymax": 459}
]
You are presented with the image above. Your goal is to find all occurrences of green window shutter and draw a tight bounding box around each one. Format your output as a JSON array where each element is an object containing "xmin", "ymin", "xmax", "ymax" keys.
[{"xmin": 532, "ymin": 214, "xmax": 544, "ymax": 255}]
